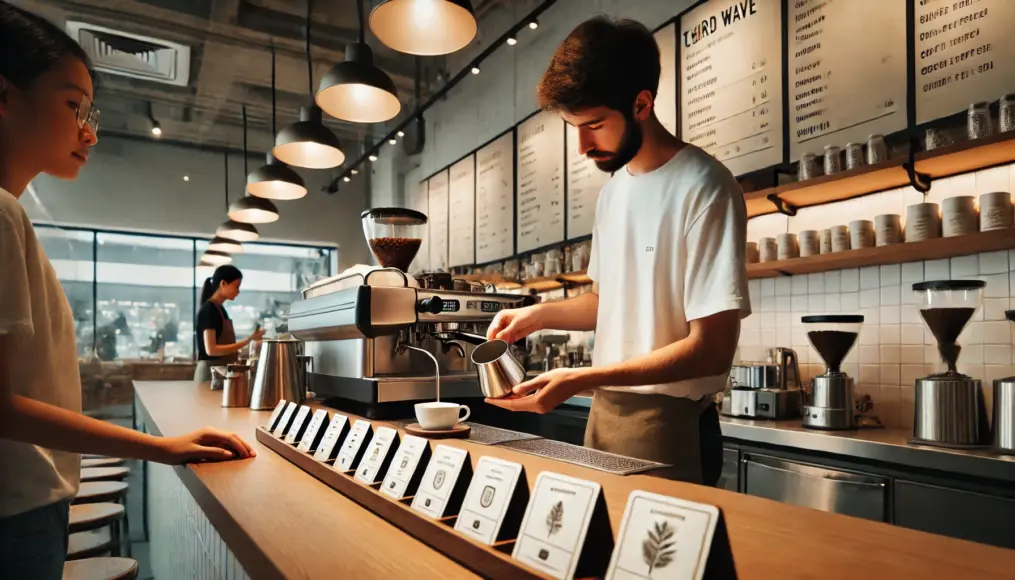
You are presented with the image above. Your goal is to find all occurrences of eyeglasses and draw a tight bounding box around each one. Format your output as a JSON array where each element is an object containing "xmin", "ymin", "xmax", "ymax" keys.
[{"xmin": 74, "ymin": 95, "xmax": 100, "ymax": 134}]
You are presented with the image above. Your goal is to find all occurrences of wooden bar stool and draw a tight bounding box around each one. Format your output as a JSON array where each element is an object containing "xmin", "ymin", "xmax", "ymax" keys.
[
  {"xmin": 66, "ymin": 529, "xmax": 113, "ymax": 561},
  {"xmin": 63, "ymin": 557, "xmax": 138, "ymax": 580},
  {"xmin": 69, "ymin": 504, "xmax": 124, "ymax": 558},
  {"xmin": 74, "ymin": 482, "xmax": 128, "ymax": 505},
  {"xmin": 80, "ymin": 467, "xmax": 129, "ymax": 482},
  {"xmin": 81, "ymin": 457, "xmax": 125, "ymax": 468}
]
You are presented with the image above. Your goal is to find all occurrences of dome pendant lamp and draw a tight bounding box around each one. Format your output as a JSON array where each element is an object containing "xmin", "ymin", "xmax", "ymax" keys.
[
  {"xmin": 273, "ymin": 0, "xmax": 345, "ymax": 169},
  {"xmin": 208, "ymin": 236, "xmax": 243, "ymax": 253},
  {"xmin": 248, "ymin": 43, "xmax": 308, "ymax": 200},
  {"xmin": 229, "ymin": 105, "xmax": 280, "ymax": 224},
  {"xmin": 201, "ymin": 250, "xmax": 233, "ymax": 267},
  {"xmin": 316, "ymin": 0, "xmax": 400, "ymax": 123},
  {"xmin": 370, "ymin": 0, "xmax": 477, "ymax": 56},
  {"xmin": 216, "ymin": 152, "xmax": 260, "ymax": 242}
]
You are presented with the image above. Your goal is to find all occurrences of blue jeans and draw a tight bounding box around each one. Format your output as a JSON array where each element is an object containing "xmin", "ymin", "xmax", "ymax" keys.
[{"xmin": 0, "ymin": 500, "xmax": 70, "ymax": 580}]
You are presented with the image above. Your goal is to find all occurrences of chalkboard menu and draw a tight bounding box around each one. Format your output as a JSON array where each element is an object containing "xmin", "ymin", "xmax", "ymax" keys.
[
  {"xmin": 516, "ymin": 110, "xmax": 565, "ymax": 254},
  {"xmin": 565, "ymin": 123, "xmax": 609, "ymax": 239},
  {"xmin": 427, "ymin": 169, "xmax": 449, "ymax": 271},
  {"xmin": 679, "ymin": 0, "xmax": 783, "ymax": 176},
  {"xmin": 788, "ymin": 0, "xmax": 907, "ymax": 160},
  {"xmin": 475, "ymin": 132, "xmax": 515, "ymax": 263},
  {"xmin": 407, "ymin": 179, "xmax": 429, "ymax": 272},
  {"xmin": 655, "ymin": 23, "xmax": 678, "ymax": 135},
  {"xmin": 915, "ymin": 0, "xmax": 1015, "ymax": 124},
  {"xmin": 447, "ymin": 155, "xmax": 476, "ymax": 268}
]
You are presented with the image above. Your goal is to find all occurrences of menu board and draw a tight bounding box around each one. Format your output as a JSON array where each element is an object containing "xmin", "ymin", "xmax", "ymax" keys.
[
  {"xmin": 448, "ymin": 155, "xmax": 476, "ymax": 267},
  {"xmin": 516, "ymin": 110, "xmax": 565, "ymax": 253},
  {"xmin": 427, "ymin": 170, "xmax": 449, "ymax": 271},
  {"xmin": 475, "ymin": 132, "xmax": 515, "ymax": 263},
  {"xmin": 788, "ymin": 0, "xmax": 907, "ymax": 159},
  {"xmin": 406, "ymin": 179, "xmax": 429, "ymax": 272},
  {"xmin": 565, "ymin": 123, "xmax": 609, "ymax": 239},
  {"xmin": 680, "ymin": 0, "xmax": 783, "ymax": 176},
  {"xmin": 915, "ymin": 0, "xmax": 1015, "ymax": 123},
  {"xmin": 655, "ymin": 23, "xmax": 678, "ymax": 135}
]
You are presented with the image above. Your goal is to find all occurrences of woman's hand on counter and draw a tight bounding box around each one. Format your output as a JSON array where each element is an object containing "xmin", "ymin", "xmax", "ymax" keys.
[
  {"xmin": 484, "ymin": 368, "xmax": 594, "ymax": 414},
  {"xmin": 156, "ymin": 427, "xmax": 256, "ymax": 464}
]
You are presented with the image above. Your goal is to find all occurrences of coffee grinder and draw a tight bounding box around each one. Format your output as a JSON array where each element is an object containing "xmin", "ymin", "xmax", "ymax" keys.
[
  {"xmin": 802, "ymin": 315, "xmax": 863, "ymax": 430},
  {"xmin": 912, "ymin": 280, "xmax": 991, "ymax": 447}
]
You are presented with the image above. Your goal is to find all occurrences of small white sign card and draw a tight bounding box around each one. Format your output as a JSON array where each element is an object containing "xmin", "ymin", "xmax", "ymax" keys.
[
  {"xmin": 381, "ymin": 434, "xmax": 432, "ymax": 500},
  {"xmin": 283, "ymin": 405, "xmax": 313, "ymax": 444},
  {"xmin": 296, "ymin": 409, "xmax": 329, "ymax": 453},
  {"xmin": 334, "ymin": 419, "xmax": 373, "ymax": 472},
  {"xmin": 313, "ymin": 413, "xmax": 350, "ymax": 462},
  {"xmin": 512, "ymin": 471, "xmax": 613, "ymax": 580},
  {"xmin": 354, "ymin": 426, "xmax": 400, "ymax": 485},
  {"xmin": 271, "ymin": 402, "xmax": 299, "ymax": 438},
  {"xmin": 266, "ymin": 399, "xmax": 288, "ymax": 432},
  {"xmin": 454, "ymin": 456, "xmax": 528, "ymax": 545},
  {"xmin": 411, "ymin": 444, "xmax": 472, "ymax": 520},
  {"xmin": 605, "ymin": 490, "xmax": 736, "ymax": 580}
]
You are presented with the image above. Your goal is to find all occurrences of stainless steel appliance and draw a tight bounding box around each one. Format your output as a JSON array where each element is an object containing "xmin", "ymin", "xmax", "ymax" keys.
[
  {"xmin": 993, "ymin": 310, "xmax": 1015, "ymax": 454},
  {"xmin": 912, "ymin": 280, "xmax": 991, "ymax": 447},
  {"xmin": 250, "ymin": 339, "xmax": 306, "ymax": 410},
  {"xmin": 722, "ymin": 348, "xmax": 802, "ymax": 419},
  {"xmin": 802, "ymin": 315, "xmax": 863, "ymax": 430},
  {"xmin": 222, "ymin": 364, "xmax": 253, "ymax": 408},
  {"xmin": 287, "ymin": 268, "xmax": 533, "ymax": 412}
]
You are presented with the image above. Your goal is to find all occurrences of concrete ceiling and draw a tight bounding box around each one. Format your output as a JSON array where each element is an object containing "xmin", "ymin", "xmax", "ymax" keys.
[{"xmin": 18, "ymin": 0, "xmax": 506, "ymax": 157}]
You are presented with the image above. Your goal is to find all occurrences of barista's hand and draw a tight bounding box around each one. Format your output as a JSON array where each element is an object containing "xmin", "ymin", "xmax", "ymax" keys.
[
  {"xmin": 245, "ymin": 328, "xmax": 266, "ymax": 344},
  {"xmin": 154, "ymin": 427, "xmax": 256, "ymax": 464},
  {"xmin": 487, "ymin": 305, "xmax": 541, "ymax": 343},
  {"xmin": 485, "ymin": 368, "xmax": 593, "ymax": 414}
]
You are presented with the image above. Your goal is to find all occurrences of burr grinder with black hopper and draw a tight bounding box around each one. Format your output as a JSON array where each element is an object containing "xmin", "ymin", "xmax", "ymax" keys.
[
  {"xmin": 911, "ymin": 280, "xmax": 991, "ymax": 448},
  {"xmin": 802, "ymin": 315, "xmax": 864, "ymax": 429}
]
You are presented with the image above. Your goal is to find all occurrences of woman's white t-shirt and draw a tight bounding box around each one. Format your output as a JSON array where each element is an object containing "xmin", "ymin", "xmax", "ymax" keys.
[
  {"xmin": 0, "ymin": 186, "xmax": 81, "ymax": 518},
  {"xmin": 588, "ymin": 145, "xmax": 751, "ymax": 400}
]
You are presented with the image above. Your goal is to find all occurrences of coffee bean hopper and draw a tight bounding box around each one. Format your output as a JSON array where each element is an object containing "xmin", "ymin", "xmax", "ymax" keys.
[
  {"xmin": 361, "ymin": 207, "xmax": 427, "ymax": 272},
  {"xmin": 802, "ymin": 315, "xmax": 863, "ymax": 430}
]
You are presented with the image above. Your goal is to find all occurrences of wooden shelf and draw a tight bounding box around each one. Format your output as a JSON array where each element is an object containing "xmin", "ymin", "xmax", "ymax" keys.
[
  {"xmin": 558, "ymin": 271, "xmax": 593, "ymax": 285},
  {"xmin": 747, "ymin": 228, "xmax": 1015, "ymax": 278},
  {"xmin": 456, "ymin": 271, "xmax": 593, "ymax": 292},
  {"xmin": 745, "ymin": 131, "xmax": 1015, "ymax": 219},
  {"xmin": 518, "ymin": 276, "xmax": 562, "ymax": 292}
]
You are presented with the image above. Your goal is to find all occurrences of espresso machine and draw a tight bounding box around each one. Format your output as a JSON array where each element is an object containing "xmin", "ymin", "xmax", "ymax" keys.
[{"xmin": 286, "ymin": 208, "xmax": 533, "ymax": 417}]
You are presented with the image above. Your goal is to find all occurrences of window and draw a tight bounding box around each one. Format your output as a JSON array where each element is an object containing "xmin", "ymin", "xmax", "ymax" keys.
[{"xmin": 35, "ymin": 226, "xmax": 95, "ymax": 356}]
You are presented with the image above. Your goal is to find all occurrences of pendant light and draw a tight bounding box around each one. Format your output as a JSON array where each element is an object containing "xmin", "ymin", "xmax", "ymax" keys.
[
  {"xmin": 273, "ymin": 0, "xmax": 345, "ymax": 169},
  {"xmin": 230, "ymin": 105, "xmax": 280, "ymax": 224},
  {"xmin": 316, "ymin": 0, "xmax": 400, "ymax": 123},
  {"xmin": 208, "ymin": 236, "xmax": 243, "ymax": 253},
  {"xmin": 248, "ymin": 43, "xmax": 308, "ymax": 200},
  {"xmin": 216, "ymin": 152, "xmax": 260, "ymax": 242},
  {"xmin": 202, "ymin": 250, "xmax": 233, "ymax": 267},
  {"xmin": 370, "ymin": 0, "xmax": 477, "ymax": 56}
]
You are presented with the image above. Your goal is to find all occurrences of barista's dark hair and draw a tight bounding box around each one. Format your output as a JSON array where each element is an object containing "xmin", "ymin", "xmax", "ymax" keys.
[
  {"xmin": 0, "ymin": 1, "xmax": 94, "ymax": 87},
  {"xmin": 537, "ymin": 16, "xmax": 660, "ymax": 115},
  {"xmin": 200, "ymin": 265, "xmax": 243, "ymax": 305}
]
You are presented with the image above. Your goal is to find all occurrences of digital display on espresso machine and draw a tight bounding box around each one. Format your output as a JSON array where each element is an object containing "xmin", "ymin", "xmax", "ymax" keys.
[{"xmin": 468, "ymin": 300, "xmax": 506, "ymax": 313}]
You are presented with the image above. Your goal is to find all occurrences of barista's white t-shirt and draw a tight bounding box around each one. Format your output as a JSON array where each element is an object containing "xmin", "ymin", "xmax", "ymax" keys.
[
  {"xmin": 588, "ymin": 145, "xmax": 751, "ymax": 400},
  {"xmin": 0, "ymin": 187, "xmax": 81, "ymax": 518}
]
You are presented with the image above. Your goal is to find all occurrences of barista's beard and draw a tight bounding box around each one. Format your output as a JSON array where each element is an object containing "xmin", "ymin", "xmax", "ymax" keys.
[{"xmin": 587, "ymin": 116, "xmax": 643, "ymax": 173}]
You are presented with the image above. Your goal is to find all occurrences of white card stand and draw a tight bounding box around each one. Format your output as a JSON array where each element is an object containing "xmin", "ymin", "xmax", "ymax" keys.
[
  {"xmin": 271, "ymin": 402, "xmax": 299, "ymax": 438},
  {"xmin": 283, "ymin": 405, "xmax": 313, "ymax": 444},
  {"xmin": 334, "ymin": 419, "xmax": 373, "ymax": 472},
  {"xmin": 381, "ymin": 435, "xmax": 432, "ymax": 500},
  {"xmin": 411, "ymin": 444, "xmax": 473, "ymax": 520},
  {"xmin": 605, "ymin": 490, "xmax": 737, "ymax": 580},
  {"xmin": 296, "ymin": 409, "xmax": 329, "ymax": 453},
  {"xmin": 266, "ymin": 399, "xmax": 288, "ymax": 432},
  {"xmin": 511, "ymin": 471, "xmax": 614, "ymax": 580},
  {"xmin": 454, "ymin": 457, "xmax": 529, "ymax": 546},
  {"xmin": 312, "ymin": 413, "xmax": 350, "ymax": 462},
  {"xmin": 355, "ymin": 427, "xmax": 400, "ymax": 485}
]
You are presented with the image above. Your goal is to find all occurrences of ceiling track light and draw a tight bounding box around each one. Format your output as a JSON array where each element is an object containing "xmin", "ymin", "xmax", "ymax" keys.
[
  {"xmin": 232, "ymin": 105, "xmax": 280, "ymax": 224},
  {"xmin": 148, "ymin": 101, "xmax": 162, "ymax": 137},
  {"xmin": 529, "ymin": 19, "xmax": 538, "ymax": 29},
  {"xmin": 317, "ymin": 0, "xmax": 400, "ymax": 123},
  {"xmin": 369, "ymin": 154, "xmax": 378, "ymax": 162},
  {"xmin": 471, "ymin": 66, "xmax": 480, "ymax": 75},
  {"xmin": 343, "ymin": 176, "xmax": 351, "ymax": 182},
  {"xmin": 370, "ymin": 0, "xmax": 477, "ymax": 56},
  {"xmin": 248, "ymin": 43, "xmax": 309, "ymax": 200},
  {"xmin": 273, "ymin": 0, "xmax": 345, "ymax": 169},
  {"xmin": 351, "ymin": 169, "xmax": 359, "ymax": 175},
  {"xmin": 506, "ymin": 36, "xmax": 516, "ymax": 46}
]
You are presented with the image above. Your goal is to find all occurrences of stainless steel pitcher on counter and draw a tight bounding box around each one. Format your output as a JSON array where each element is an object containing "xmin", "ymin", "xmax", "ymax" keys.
[{"xmin": 250, "ymin": 339, "xmax": 308, "ymax": 410}]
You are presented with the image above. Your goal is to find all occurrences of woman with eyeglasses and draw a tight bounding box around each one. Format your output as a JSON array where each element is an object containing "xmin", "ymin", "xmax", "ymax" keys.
[{"xmin": 0, "ymin": 4, "xmax": 254, "ymax": 577}]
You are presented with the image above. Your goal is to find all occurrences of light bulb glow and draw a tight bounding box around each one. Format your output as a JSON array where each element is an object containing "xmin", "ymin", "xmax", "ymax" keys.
[
  {"xmin": 471, "ymin": 66, "xmax": 480, "ymax": 75},
  {"xmin": 389, "ymin": 138, "xmax": 397, "ymax": 145},
  {"xmin": 183, "ymin": 175, "xmax": 189, "ymax": 182},
  {"xmin": 369, "ymin": 154, "xmax": 378, "ymax": 162},
  {"xmin": 529, "ymin": 21, "xmax": 538, "ymax": 30},
  {"xmin": 397, "ymin": 130, "xmax": 405, "ymax": 137},
  {"xmin": 351, "ymin": 169, "xmax": 359, "ymax": 175},
  {"xmin": 343, "ymin": 176, "xmax": 351, "ymax": 182},
  {"xmin": 507, "ymin": 37, "xmax": 517, "ymax": 46},
  {"xmin": 151, "ymin": 126, "xmax": 162, "ymax": 137}
]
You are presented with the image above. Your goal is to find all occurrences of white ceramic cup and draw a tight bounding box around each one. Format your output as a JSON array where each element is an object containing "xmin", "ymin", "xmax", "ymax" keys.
[
  {"xmin": 777, "ymin": 233, "xmax": 799, "ymax": 260},
  {"xmin": 849, "ymin": 220, "xmax": 875, "ymax": 249},
  {"xmin": 759, "ymin": 237, "xmax": 778, "ymax": 262},
  {"xmin": 979, "ymin": 191, "xmax": 1014, "ymax": 231},
  {"xmin": 820, "ymin": 228, "xmax": 832, "ymax": 254},
  {"xmin": 798, "ymin": 230, "xmax": 820, "ymax": 257},
  {"xmin": 830, "ymin": 225, "xmax": 851, "ymax": 252},
  {"xmin": 875, "ymin": 214, "xmax": 903, "ymax": 246},
  {"xmin": 414, "ymin": 401, "xmax": 471, "ymax": 430},
  {"xmin": 942, "ymin": 195, "xmax": 978, "ymax": 237}
]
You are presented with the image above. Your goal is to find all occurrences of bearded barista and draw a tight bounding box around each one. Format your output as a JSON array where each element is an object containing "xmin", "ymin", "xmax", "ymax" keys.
[{"xmin": 485, "ymin": 17, "xmax": 751, "ymax": 485}]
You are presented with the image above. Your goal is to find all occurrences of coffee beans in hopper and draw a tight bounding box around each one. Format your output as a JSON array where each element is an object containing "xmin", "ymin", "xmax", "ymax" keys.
[{"xmin": 369, "ymin": 237, "xmax": 422, "ymax": 272}]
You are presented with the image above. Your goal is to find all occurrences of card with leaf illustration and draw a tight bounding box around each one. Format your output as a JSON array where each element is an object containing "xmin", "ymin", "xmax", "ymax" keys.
[{"xmin": 605, "ymin": 490, "xmax": 721, "ymax": 580}]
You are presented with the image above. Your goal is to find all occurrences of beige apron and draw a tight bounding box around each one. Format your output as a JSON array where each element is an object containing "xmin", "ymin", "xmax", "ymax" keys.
[
  {"xmin": 584, "ymin": 389, "xmax": 718, "ymax": 483},
  {"xmin": 193, "ymin": 303, "xmax": 238, "ymax": 382}
]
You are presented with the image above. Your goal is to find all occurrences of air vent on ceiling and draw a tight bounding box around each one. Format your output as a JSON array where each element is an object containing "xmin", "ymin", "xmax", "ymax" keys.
[{"xmin": 65, "ymin": 21, "xmax": 191, "ymax": 87}]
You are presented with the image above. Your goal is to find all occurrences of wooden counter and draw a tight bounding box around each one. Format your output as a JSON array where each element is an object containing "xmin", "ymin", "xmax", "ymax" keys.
[{"xmin": 134, "ymin": 381, "xmax": 1015, "ymax": 579}]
